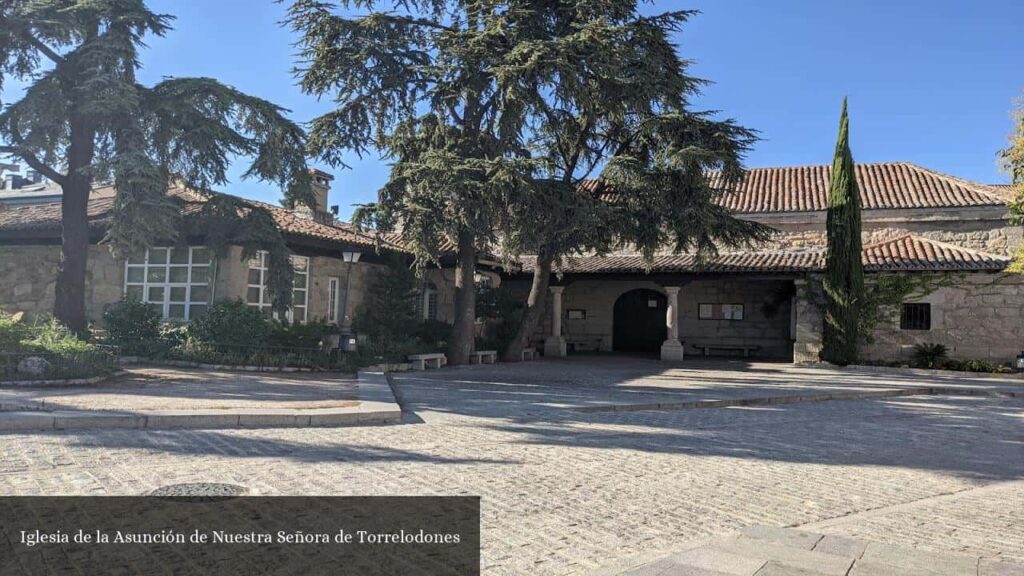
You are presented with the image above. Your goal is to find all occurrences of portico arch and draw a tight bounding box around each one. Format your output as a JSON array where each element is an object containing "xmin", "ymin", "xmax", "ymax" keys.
[{"xmin": 612, "ymin": 289, "xmax": 668, "ymax": 353}]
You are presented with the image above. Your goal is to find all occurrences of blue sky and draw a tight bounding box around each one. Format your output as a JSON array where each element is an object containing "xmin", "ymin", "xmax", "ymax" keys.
[{"xmin": 13, "ymin": 1, "xmax": 1024, "ymax": 218}]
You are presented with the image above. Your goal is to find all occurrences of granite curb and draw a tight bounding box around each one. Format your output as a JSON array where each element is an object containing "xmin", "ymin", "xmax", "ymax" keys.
[{"xmin": 0, "ymin": 370, "xmax": 401, "ymax": 431}]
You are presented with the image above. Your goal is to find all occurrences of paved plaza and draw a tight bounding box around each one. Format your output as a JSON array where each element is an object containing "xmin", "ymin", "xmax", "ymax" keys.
[
  {"xmin": 0, "ymin": 366, "xmax": 359, "ymax": 411},
  {"xmin": 1, "ymin": 357, "xmax": 1022, "ymax": 574}
]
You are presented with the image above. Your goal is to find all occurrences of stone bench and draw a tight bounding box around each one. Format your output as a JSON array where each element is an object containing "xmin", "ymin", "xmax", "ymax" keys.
[
  {"xmin": 469, "ymin": 350, "xmax": 497, "ymax": 365},
  {"xmin": 692, "ymin": 344, "xmax": 761, "ymax": 358},
  {"xmin": 408, "ymin": 353, "xmax": 447, "ymax": 370},
  {"xmin": 521, "ymin": 348, "xmax": 537, "ymax": 361},
  {"xmin": 566, "ymin": 335, "xmax": 604, "ymax": 353}
]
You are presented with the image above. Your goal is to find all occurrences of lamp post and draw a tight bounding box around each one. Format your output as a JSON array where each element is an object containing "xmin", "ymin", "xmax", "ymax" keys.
[{"xmin": 338, "ymin": 250, "xmax": 361, "ymax": 352}]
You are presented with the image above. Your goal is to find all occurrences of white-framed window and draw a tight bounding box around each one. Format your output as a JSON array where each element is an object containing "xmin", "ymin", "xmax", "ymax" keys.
[
  {"xmin": 417, "ymin": 282, "xmax": 438, "ymax": 321},
  {"xmin": 246, "ymin": 252, "xmax": 310, "ymax": 322},
  {"xmin": 698, "ymin": 303, "xmax": 714, "ymax": 320},
  {"xmin": 124, "ymin": 246, "xmax": 211, "ymax": 321},
  {"xmin": 327, "ymin": 277, "xmax": 340, "ymax": 323}
]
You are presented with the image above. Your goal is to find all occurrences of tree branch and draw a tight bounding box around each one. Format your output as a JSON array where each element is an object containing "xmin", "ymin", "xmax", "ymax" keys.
[
  {"xmin": 0, "ymin": 145, "xmax": 66, "ymax": 185},
  {"xmin": 0, "ymin": 15, "xmax": 66, "ymax": 65},
  {"xmin": 372, "ymin": 13, "xmax": 456, "ymax": 33},
  {"xmin": 25, "ymin": 34, "xmax": 65, "ymax": 66}
]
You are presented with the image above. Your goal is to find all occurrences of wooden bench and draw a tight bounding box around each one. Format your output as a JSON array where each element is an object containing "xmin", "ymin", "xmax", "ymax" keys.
[
  {"xmin": 692, "ymin": 344, "xmax": 761, "ymax": 358},
  {"xmin": 469, "ymin": 350, "xmax": 497, "ymax": 365},
  {"xmin": 521, "ymin": 348, "xmax": 537, "ymax": 361},
  {"xmin": 408, "ymin": 353, "xmax": 447, "ymax": 370}
]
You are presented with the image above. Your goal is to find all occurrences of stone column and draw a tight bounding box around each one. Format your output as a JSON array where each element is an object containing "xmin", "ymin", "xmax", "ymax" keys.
[
  {"xmin": 792, "ymin": 278, "xmax": 824, "ymax": 363},
  {"xmin": 660, "ymin": 286, "xmax": 685, "ymax": 361},
  {"xmin": 544, "ymin": 286, "xmax": 567, "ymax": 358}
]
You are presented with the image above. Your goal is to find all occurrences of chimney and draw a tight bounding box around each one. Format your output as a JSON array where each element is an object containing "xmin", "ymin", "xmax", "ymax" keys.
[{"xmin": 310, "ymin": 168, "xmax": 333, "ymax": 214}]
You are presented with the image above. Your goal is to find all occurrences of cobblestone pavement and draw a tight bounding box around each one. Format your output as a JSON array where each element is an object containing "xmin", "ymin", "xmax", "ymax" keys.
[
  {"xmin": 1, "ymin": 359, "xmax": 1022, "ymax": 575},
  {"xmin": 0, "ymin": 366, "xmax": 358, "ymax": 411}
]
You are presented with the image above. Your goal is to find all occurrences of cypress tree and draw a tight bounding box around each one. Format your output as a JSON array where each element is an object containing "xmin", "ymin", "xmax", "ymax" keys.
[{"xmin": 822, "ymin": 98, "xmax": 864, "ymax": 365}]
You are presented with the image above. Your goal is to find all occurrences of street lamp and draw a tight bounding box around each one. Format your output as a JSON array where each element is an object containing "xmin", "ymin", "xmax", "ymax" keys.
[{"xmin": 338, "ymin": 250, "xmax": 362, "ymax": 352}]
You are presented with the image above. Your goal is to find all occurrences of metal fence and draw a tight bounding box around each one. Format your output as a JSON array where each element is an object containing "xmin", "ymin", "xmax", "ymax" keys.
[{"xmin": 0, "ymin": 346, "xmax": 120, "ymax": 382}]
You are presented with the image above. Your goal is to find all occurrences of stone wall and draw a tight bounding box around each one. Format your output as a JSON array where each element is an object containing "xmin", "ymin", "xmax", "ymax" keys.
[
  {"xmin": 748, "ymin": 206, "xmax": 1021, "ymax": 255},
  {"xmin": 0, "ymin": 243, "xmax": 389, "ymax": 328},
  {"xmin": 860, "ymin": 273, "xmax": 1024, "ymax": 364},
  {"xmin": 0, "ymin": 245, "xmax": 123, "ymax": 325},
  {"xmin": 201, "ymin": 247, "xmax": 391, "ymax": 325},
  {"xmin": 305, "ymin": 255, "xmax": 385, "ymax": 325},
  {"xmin": 424, "ymin": 268, "xmax": 458, "ymax": 323},
  {"xmin": 678, "ymin": 279, "xmax": 794, "ymax": 359}
]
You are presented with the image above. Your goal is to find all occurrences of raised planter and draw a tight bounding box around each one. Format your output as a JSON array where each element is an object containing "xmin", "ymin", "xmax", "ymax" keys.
[
  {"xmin": 847, "ymin": 363, "xmax": 1024, "ymax": 381},
  {"xmin": 0, "ymin": 371, "xmax": 126, "ymax": 388},
  {"xmin": 119, "ymin": 356, "xmax": 355, "ymax": 374}
]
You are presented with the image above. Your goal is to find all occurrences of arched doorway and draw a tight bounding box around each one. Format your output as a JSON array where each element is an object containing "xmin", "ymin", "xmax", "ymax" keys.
[{"xmin": 613, "ymin": 289, "xmax": 667, "ymax": 354}]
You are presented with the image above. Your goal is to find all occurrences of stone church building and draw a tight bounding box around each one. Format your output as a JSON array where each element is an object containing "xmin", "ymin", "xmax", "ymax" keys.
[
  {"xmin": 0, "ymin": 162, "xmax": 1021, "ymax": 365},
  {"xmin": 503, "ymin": 162, "xmax": 1023, "ymax": 365}
]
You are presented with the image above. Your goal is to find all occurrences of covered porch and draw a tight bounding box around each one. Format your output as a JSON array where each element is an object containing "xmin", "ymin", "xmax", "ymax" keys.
[{"xmin": 539, "ymin": 276, "xmax": 813, "ymax": 362}]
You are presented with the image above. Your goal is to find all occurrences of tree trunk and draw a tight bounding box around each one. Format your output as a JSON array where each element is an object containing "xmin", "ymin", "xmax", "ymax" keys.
[
  {"xmin": 53, "ymin": 113, "xmax": 95, "ymax": 336},
  {"xmin": 502, "ymin": 251, "xmax": 552, "ymax": 362},
  {"xmin": 447, "ymin": 228, "xmax": 476, "ymax": 365}
]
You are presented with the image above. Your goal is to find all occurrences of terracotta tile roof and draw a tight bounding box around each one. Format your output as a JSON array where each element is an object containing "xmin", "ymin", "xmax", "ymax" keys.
[
  {"xmin": 0, "ymin": 184, "xmax": 398, "ymax": 251},
  {"xmin": 710, "ymin": 162, "xmax": 1007, "ymax": 213},
  {"xmin": 861, "ymin": 234, "xmax": 1010, "ymax": 272},
  {"xmin": 988, "ymin": 183, "xmax": 1020, "ymax": 201},
  {"xmin": 0, "ymin": 189, "xmax": 116, "ymax": 232},
  {"xmin": 520, "ymin": 252, "xmax": 822, "ymax": 275},
  {"xmin": 518, "ymin": 235, "xmax": 1009, "ymax": 275}
]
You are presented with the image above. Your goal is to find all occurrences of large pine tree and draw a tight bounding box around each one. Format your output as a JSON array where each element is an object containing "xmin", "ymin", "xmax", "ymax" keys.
[
  {"xmin": 0, "ymin": 1, "xmax": 312, "ymax": 334},
  {"xmin": 288, "ymin": 1, "xmax": 771, "ymax": 363},
  {"xmin": 493, "ymin": 6, "xmax": 772, "ymax": 361},
  {"xmin": 288, "ymin": 0, "xmax": 537, "ymax": 365},
  {"xmin": 821, "ymin": 98, "xmax": 864, "ymax": 365}
]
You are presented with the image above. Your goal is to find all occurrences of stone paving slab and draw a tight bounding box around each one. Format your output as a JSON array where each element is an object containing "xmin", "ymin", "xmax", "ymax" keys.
[
  {"xmin": 614, "ymin": 527, "xmax": 1024, "ymax": 576},
  {"xmin": 0, "ymin": 370, "xmax": 400, "ymax": 430},
  {"xmin": 394, "ymin": 357, "xmax": 1024, "ymax": 416}
]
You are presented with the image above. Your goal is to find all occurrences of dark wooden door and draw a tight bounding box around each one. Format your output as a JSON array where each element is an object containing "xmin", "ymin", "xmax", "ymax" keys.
[{"xmin": 613, "ymin": 289, "xmax": 667, "ymax": 353}]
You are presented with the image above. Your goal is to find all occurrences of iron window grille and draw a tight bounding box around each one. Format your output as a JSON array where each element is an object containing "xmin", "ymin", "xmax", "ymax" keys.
[{"xmin": 900, "ymin": 303, "xmax": 931, "ymax": 330}]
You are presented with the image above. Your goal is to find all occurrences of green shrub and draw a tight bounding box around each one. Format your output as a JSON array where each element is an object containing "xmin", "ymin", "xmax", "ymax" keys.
[
  {"xmin": 910, "ymin": 343, "xmax": 948, "ymax": 369},
  {"xmin": 103, "ymin": 298, "xmax": 162, "ymax": 355},
  {"xmin": 0, "ymin": 312, "xmax": 116, "ymax": 380},
  {"xmin": 352, "ymin": 334, "xmax": 434, "ymax": 365},
  {"xmin": 186, "ymin": 299, "xmax": 269, "ymax": 350},
  {"xmin": 266, "ymin": 319, "xmax": 334, "ymax": 349},
  {"xmin": 351, "ymin": 257, "xmax": 420, "ymax": 358},
  {"xmin": 416, "ymin": 320, "xmax": 452, "ymax": 349},
  {"xmin": 474, "ymin": 285, "xmax": 523, "ymax": 353},
  {"xmin": 0, "ymin": 310, "xmax": 29, "ymax": 350},
  {"xmin": 21, "ymin": 316, "xmax": 93, "ymax": 353},
  {"xmin": 962, "ymin": 359, "xmax": 1012, "ymax": 373},
  {"xmin": 159, "ymin": 323, "xmax": 189, "ymax": 347},
  {"xmin": 940, "ymin": 358, "xmax": 965, "ymax": 371},
  {"xmin": 939, "ymin": 358, "xmax": 1012, "ymax": 374}
]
